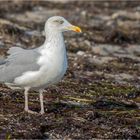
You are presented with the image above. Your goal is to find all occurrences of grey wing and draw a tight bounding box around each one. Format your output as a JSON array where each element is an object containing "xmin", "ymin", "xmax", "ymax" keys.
[{"xmin": 0, "ymin": 47, "xmax": 40, "ymax": 83}]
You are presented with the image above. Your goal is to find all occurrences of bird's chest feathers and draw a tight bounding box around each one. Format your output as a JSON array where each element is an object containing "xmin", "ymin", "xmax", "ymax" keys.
[{"xmin": 38, "ymin": 39, "xmax": 67, "ymax": 72}]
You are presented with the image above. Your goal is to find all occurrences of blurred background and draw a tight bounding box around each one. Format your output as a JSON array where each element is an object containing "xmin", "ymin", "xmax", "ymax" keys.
[{"xmin": 0, "ymin": 0, "xmax": 140, "ymax": 139}]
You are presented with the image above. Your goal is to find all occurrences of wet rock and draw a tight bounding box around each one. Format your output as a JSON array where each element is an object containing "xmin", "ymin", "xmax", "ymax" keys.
[
  {"xmin": 6, "ymin": 8, "xmax": 61, "ymax": 26},
  {"xmin": 112, "ymin": 11, "xmax": 140, "ymax": 20},
  {"xmin": 0, "ymin": 18, "xmax": 28, "ymax": 35},
  {"xmin": 92, "ymin": 99, "xmax": 138, "ymax": 110},
  {"xmin": 90, "ymin": 56, "xmax": 116, "ymax": 65}
]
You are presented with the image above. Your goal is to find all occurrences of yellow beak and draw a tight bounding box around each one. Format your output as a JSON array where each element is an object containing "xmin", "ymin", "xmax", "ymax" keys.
[{"xmin": 68, "ymin": 25, "xmax": 82, "ymax": 33}]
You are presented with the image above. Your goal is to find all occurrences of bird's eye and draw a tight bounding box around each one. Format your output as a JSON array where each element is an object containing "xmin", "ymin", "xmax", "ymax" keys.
[{"xmin": 53, "ymin": 19, "xmax": 64, "ymax": 24}]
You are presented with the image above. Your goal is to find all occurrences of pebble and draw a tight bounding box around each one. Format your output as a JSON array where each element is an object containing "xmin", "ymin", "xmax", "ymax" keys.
[
  {"xmin": 84, "ymin": 40, "xmax": 91, "ymax": 47},
  {"xmin": 77, "ymin": 51, "xmax": 85, "ymax": 56},
  {"xmin": 81, "ymin": 10, "xmax": 87, "ymax": 17},
  {"xmin": 0, "ymin": 41, "xmax": 4, "ymax": 48}
]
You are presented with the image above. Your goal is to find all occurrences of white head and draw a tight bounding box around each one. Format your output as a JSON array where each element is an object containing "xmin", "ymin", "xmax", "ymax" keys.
[{"xmin": 45, "ymin": 16, "xmax": 81, "ymax": 33}]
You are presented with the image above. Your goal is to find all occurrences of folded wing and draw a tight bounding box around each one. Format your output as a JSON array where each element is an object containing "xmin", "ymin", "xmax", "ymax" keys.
[{"xmin": 0, "ymin": 47, "xmax": 40, "ymax": 83}]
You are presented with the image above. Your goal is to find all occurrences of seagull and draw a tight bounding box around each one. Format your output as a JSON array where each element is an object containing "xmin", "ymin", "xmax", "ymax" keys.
[{"xmin": 0, "ymin": 16, "xmax": 81, "ymax": 114}]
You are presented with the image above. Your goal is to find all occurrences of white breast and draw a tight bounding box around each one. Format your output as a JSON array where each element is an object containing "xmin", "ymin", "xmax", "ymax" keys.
[{"xmin": 14, "ymin": 33, "xmax": 68, "ymax": 88}]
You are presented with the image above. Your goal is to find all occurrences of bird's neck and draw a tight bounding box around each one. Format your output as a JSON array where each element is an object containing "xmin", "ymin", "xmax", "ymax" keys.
[
  {"xmin": 43, "ymin": 30, "xmax": 64, "ymax": 48},
  {"xmin": 38, "ymin": 30, "xmax": 67, "ymax": 66},
  {"xmin": 39, "ymin": 30, "xmax": 66, "ymax": 55}
]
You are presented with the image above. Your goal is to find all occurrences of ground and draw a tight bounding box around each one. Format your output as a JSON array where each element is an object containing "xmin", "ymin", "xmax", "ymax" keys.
[{"xmin": 0, "ymin": 1, "xmax": 140, "ymax": 139}]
